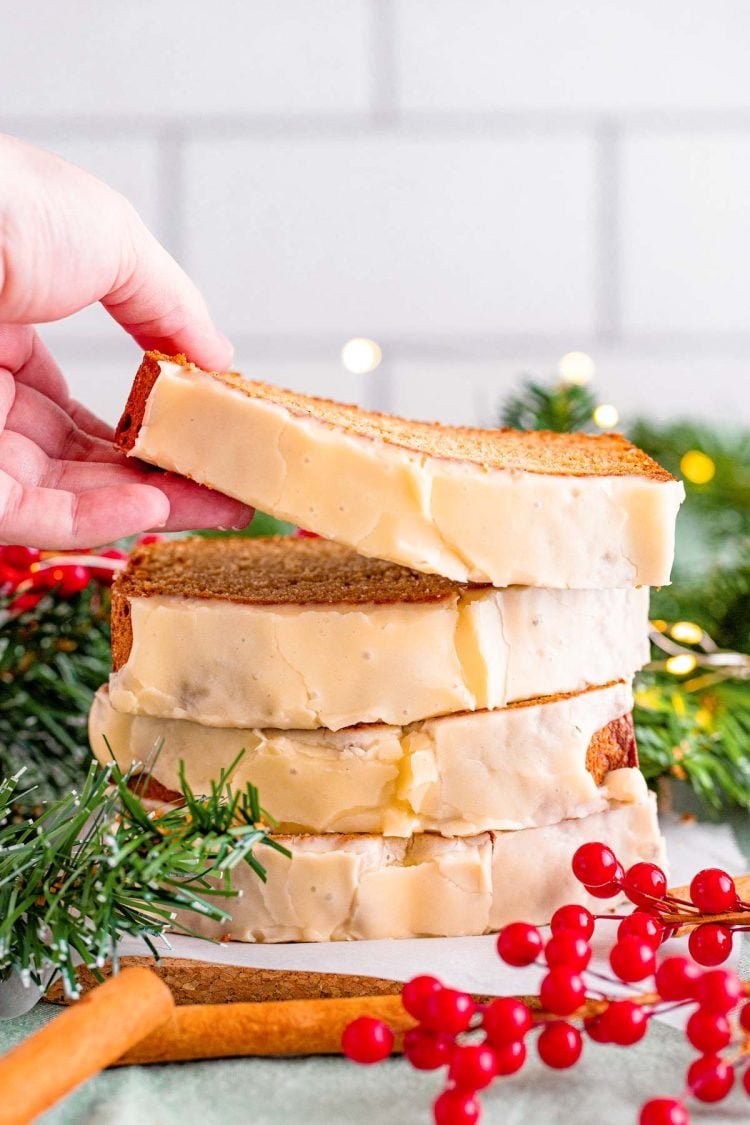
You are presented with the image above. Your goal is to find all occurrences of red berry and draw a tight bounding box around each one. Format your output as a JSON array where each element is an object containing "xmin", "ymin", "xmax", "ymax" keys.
[
  {"xmin": 583, "ymin": 1014, "xmax": 611, "ymax": 1044},
  {"xmin": 572, "ymin": 842, "xmax": 618, "ymax": 886},
  {"xmin": 544, "ymin": 932, "xmax": 591, "ymax": 972},
  {"xmin": 654, "ymin": 957, "xmax": 700, "ymax": 1001},
  {"xmin": 639, "ymin": 1098, "xmax": 689, "ymax": 1125},
  {"xmin": 744, "ymin": 1067, "xmax": 750, "ymax": 1097},
  {"xmin": 599, "ymin": 1000, "xmax": 648, "ymax": 1046},
  {"xmin": 341, "ymin": 1017, "xmax": 394, "ymax": 1064},
  {"xmin": 496, "ymin": 922, "xmax": 543, "ymax": 966},
  {"xmin": 550, "ymin": 904, "xmax": 595, "ymax": 940},
  {"xmin": 694, "ymin": 968, "xmax": 743, "ymax": 1014},
  {"xmin": 583, "ymin": 863, "xmax": 625, "ymax": 899},
  {"xmin": 539, "ymin": 967, "xmax": 586, "ymax": 1016},
  {"xmin": 433, "ymin": 1088, "xmax": 480, "ymax": 1125},
  {"xmin": 403, "ymin": 1027, "xmax": 452, "ymax": 1070},
  {"xmin": 609, "ymin": 937, "xmax": 656, "ymax": 982},
  {"xmin": 687, "ymin": 1054, "xmax": 734, "ymax": 1103},
  {"xmin": 449, "ymin": 1043, "xmax": 498, "ymax": 1091},
  {"xmin": 493, "ymin": 1039, "xmax": 526, "ymax": 1076},
  {"xmin": 686, "ymin": 1010, "xmax": 731, "ymax": 1053},
  {"xmin": 623, "ymin": 862, "xmax": 668, "ymax": 908},
  {"xmin": 11, "ymin": 591, "xmax": 43, "ymax": 613},
  {"xmin": 740, "ymin": 999, "xmax": 750, "ymax": 1031},
  {"xmin": 689, "ymin": 868, "xmax": 739, "ymax": 914},
  {"xmin": 402, "ymin": 975, "xmax": 443, "ymax": 1020},
  {"xmin": 618, "ymin": 911, "xmax": 665, "ymax": 948},
  {"xmin": 423, "ymin": 988, "xmax": 476, "ymax": 1035},
  {"xmin": 537, "ymin": 1021, "xmax": 583, "ymax": 1069},
  {"xmin": 137, "ymin": 534, "xmax": 163, "ymax": 546},
  {"xmin": 688, "ymin": 923, "xmax": 733, "ymax": 967},
  {"xmin": 2, "ymin": 545, "xmax": 41, "ymax": 570},
  {"xmin": 0, "ymin": 563, "xmax": 24, "ymax": 590},
  {"xmin": 482, "ymin": 998, "xmax": 532, "ymax": 1046},
  {"xmin": 57, "ymin": 565, "xmax": 91, "ymax": 596}
]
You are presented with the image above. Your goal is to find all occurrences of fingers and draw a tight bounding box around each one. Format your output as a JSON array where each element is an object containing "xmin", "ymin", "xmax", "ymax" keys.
[
  {"xmin": 150, "ymin": 476, "xmax": 252, "ymax": 533},
  {"xmin": 0, "ymin": 470, "xmax": 171, "ymax": 549},
  {"xmin": 4, "ymin": 377, "xmax": 122, "ymax": 463},
  {"xmin": 0, "ymin": 137, "xmax": 233, "ymax": 370},
  {"xmin": 0, "ymin": 467, "xmax": 251, "ymax": 550},
  {"xmin": 0, "ymin": 427, "xmax": 253, "ymax": 532},
  {"xmin": 102, "ymin": 218, "xmax": 234, "ymax": 371},
  {"xmin": 0, "ymin": 330, "xmax": 116, "ymax": 441}
]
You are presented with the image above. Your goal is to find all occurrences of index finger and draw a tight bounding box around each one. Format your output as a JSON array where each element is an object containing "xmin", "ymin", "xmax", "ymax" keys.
[{"xmin": 0, "ymin": 135, "xmax": 233, "ymax": 371}]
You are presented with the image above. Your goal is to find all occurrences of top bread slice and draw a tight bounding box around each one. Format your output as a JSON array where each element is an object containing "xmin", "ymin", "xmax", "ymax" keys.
[{"xmin": 116, "ymin": 351, "xmax": 684, "ymax": 589}]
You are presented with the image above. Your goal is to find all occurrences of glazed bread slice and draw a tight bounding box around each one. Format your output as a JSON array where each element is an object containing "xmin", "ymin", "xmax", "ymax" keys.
[
  {"xmin": 109, "ymin": 537, "xmax": 650, "ymax": 730},
  {"xmin": 115, "ymin": 352, "xmax": 683, "ymax": 589},
  {"xmin": 167, "ymin": 777, "xmax": 663, "ymax": 942},
  {"xmin": 91, "ymin": 680, "xmax": 637, "ymax": 836}
]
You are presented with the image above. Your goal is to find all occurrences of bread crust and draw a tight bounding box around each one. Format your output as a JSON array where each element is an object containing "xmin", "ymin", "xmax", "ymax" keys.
[
  {"xmin": 110, "ymin": 536, "xmax": 464, "ymax": 670},
  {"xmin": 115, "ymin": 351, "xmax": 675, "ymax": 481}
]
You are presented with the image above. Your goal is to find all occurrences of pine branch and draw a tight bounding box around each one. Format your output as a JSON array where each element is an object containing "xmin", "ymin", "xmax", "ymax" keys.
[
  {"xmin": 498, "ymin": 379, "xmax": 597, "ymax": 432},
  {"xmin": 634, "ymin": 671, "xmax": 750, "ymax": 812},
  {"xmin": 0, "ymin": 758, "xmax": 289, "ymax": 998},
  {"xmin": 0, "ymin": 585, "xmax": 111, "ymax": 811}
]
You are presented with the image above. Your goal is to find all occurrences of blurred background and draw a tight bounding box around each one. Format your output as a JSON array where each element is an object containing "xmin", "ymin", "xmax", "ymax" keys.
[{"xmin": 4, "ymin": 0, "xmax": 750, "ymax": 430}]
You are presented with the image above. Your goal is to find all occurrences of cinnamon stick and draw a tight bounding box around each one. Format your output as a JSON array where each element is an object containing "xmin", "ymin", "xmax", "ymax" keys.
[
  {"xmin": 115, "ymin": 993, "xmax": 415, "ymax": 1065},
  {"xmin": 0, "ymin": 968, "xmax": 174, "ymax": 1125}
]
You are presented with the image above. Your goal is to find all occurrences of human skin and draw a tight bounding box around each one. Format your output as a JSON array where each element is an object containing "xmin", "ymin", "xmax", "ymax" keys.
[{"xmin": 0, "ymin": 135, "xmax": 252, "ymax": 548}]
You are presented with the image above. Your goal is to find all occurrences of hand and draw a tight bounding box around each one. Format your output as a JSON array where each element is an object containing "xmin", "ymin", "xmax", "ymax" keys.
[{"xmin": 0, "ymin": 135, "xmax": 252, "ymax": 548}]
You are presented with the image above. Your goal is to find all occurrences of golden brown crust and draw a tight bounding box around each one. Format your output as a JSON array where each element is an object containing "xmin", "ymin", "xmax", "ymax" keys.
[
  {"xmin": 115, "ymin": 351, "xmax": 676, "ymax": 481},
  {"xmin": 126, "ymin": 711, "xmax": 636, "ymax": 805},
  {"xmin": 116, "ymin": 535, "xmax": 458, "ymax": 603},
  {"xmin": 110, "ymin": 536, "xmax": 461, "ymax": 669}
]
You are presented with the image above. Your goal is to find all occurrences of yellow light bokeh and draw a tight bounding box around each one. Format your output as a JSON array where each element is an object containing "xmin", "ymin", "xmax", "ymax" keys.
[
  {"xmin": 341, "ymin": 338, "xmax": 382, "ymax": 375},
  {"xmin": 670, "ymin": 621, "xmax": 703, "ymax": 645},
  {"xmin": 592, "ymin": 403, "xmax": 619, "ymax": 429},
  {"xmin": 666, "ymin": 653, "xmax": 698, "ymax": 676},
  {"xmin": 680, "ymin": 449, "xmax": 715, "ymax": 485},
  {"xmin": 557, "ymin": 351, "xmax": 595, "ymax": 386}
]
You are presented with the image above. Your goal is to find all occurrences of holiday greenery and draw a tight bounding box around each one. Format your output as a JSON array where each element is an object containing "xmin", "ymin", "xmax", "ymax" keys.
[{"xmin": 0, "ymin": 755, "xmax": 287, "ymax": 996}]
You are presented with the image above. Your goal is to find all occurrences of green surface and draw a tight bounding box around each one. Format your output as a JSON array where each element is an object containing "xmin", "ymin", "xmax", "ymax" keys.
[{"xmin": 1, "ymin": 813, "xmax": 749, "ymax": 1125}]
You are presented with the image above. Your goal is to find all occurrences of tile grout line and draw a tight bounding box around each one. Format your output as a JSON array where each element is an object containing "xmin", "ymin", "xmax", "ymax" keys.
[
  {"xmin": 594, "ymin": 120, "xmax": 621, "ymax": 346},
  {"xmin": 368, "ymin": 0, "xmax": 399, "ymax": 127},
  {"xmin": 156, "ymin": 126, "xmax": 187, "ymax": 265}
]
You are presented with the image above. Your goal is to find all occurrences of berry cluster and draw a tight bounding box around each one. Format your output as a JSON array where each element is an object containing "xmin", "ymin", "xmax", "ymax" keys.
[
  {"xmin": 0, "ymin": 542, "xmax": 140, "ymax": 613},
  {"xmin": 342, "ymin": 843, "xmax": 750, "ymax": 1125}
]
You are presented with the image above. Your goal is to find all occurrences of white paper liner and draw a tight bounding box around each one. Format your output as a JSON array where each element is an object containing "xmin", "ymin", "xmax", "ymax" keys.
[{"xmin": 116, "ymin": 814, "xmax": 745, "ymax": 1028}]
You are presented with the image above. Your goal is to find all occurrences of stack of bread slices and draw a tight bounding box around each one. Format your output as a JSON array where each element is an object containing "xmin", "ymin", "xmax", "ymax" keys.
[{"xmin": 89, "ymin": 352, "xmax": 685, "ymax": 943}]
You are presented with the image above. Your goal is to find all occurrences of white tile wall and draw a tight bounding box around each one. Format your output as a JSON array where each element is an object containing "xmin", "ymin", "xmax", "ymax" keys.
[
  {"xmin": 1, "ymin": 2, "xmax": 372, "ymax": 117},
  {"xmin": 397, "ymin": 1, "xmax": 750, "ymax": 112},
  {"xmin": 622, "ymin": 132, "xmax": 750, "ymax": 335},
  {"xmin": 3, "ymin": 1, "xmax": 750, "ymax": 430},
  {"xmin": 183, "ymin": 133, "xmax": 596, "ymax": 338}
]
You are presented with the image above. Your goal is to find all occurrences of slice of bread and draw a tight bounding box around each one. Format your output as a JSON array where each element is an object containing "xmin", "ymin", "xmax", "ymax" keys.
[
  {"xmin": 115, "ymin": 352, "xmax": 684, "ymax": 589},
  {"xmin": 91, "ymin": 679, "xmax": 637, "ymax": 836},
  {"xmin": 163, "ymin": 781, "xmax": 663, "ymax": 941},
  {"xmin": 109, "ymin": 537, "xmax": 650, "ymax": 730}
]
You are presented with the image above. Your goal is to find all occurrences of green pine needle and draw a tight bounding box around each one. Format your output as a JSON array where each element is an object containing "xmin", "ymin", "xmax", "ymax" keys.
[
  {"xmin": 0, "ymin": 584, "xmax": 112, "ymax": 811},
  {"xmin": 634, "ymin": 672, "xmax": 750, "ymax": 812},
  {"xmin": 0, "ymin": 757, "xmax": 289, "ymax": 998},
  {"xmin": 499, "ymin": 379, "xmax": 597, "ymax": 432}
]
